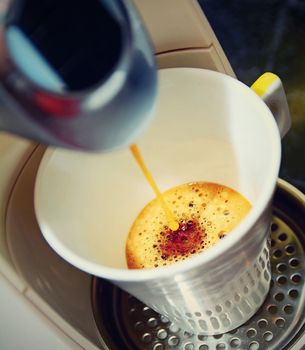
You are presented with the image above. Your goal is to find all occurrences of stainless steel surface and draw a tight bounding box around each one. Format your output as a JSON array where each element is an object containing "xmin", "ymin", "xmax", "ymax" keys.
[
  {"xmin": 0, "ymin": 0, "xmax": 10, "ymax": 22},
  {"xmin": 92, "ymin": 180, "xmax": 305, "ymax": 349},
  {"xmin": 0, "ymin": 0, "xmax": 157, "ymax": 151},
  {"xmin": 117, "ymin": 226, "xmax": 272, "ymax": 336}
]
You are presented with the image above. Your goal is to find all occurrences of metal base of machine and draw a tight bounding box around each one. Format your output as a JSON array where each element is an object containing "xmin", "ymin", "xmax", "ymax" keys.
[{"xmin": 92, "ymin": 181, "xmax": 305, "ymax": 350}]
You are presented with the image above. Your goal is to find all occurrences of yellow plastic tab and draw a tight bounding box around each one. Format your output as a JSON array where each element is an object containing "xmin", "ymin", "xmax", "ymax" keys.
[{"xmin": 251, "ymin": 72, "xmax": 279, "ymax": 97}]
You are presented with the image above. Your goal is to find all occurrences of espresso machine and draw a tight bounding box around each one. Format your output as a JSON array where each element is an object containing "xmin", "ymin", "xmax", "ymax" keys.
[{"xmin": 0, "ymin": 1, "xmax": 305, "ymax": 349}]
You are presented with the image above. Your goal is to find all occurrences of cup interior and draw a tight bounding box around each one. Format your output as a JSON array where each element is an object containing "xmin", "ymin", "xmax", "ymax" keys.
[{"xmin": 34, "ymin": 68, "xmax": 281, "ymax": 274}]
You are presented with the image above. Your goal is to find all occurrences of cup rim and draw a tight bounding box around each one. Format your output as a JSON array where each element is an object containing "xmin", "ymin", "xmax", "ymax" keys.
[{"xmin": 35, "ymin": 68, "xmax": 282, "ymax": 282}]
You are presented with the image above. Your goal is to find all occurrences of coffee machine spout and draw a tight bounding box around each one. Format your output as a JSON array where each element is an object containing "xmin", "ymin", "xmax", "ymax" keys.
[{"xmin": 0, "ymin": 0, "xmax": 157, "ymax": 151}]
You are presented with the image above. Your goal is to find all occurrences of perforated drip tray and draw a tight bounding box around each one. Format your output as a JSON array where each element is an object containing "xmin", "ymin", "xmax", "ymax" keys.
[{"xmin": 91, "ymin": 181, "xmax": 305, "ymax": 350}]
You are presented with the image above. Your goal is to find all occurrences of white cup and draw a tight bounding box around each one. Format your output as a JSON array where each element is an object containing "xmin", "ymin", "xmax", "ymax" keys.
[{"xmin": 35, "ymin": 68, "xmax": 291, "ymax": 334}]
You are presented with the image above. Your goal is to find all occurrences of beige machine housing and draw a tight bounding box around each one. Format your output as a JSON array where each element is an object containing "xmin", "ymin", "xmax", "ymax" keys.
[{"xmin": 133, "ymin": 0, "xmax": 235, "ymax": 75}]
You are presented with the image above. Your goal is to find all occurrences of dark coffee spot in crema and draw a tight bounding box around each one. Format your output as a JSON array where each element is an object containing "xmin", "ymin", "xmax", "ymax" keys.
[{"xmin": 159, "ymin": 219, "xmax": 205, "ymax": 259}]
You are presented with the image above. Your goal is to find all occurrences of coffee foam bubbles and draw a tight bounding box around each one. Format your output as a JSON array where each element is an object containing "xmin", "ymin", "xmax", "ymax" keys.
[{"xmin": 126, "ymin": 182, "xmax": 251, "ymax": 269}]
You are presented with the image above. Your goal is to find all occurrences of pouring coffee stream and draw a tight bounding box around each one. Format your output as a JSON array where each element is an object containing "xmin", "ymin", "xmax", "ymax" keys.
[{"xmin": 129, "ymin": 144, "xmax": 179, "ymax": 231}]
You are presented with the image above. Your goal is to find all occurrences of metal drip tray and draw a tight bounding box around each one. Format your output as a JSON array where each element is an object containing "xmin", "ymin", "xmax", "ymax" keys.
[{"xmin": 92, "ymin": 180, "xmax": 305, "ymax": 350}]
